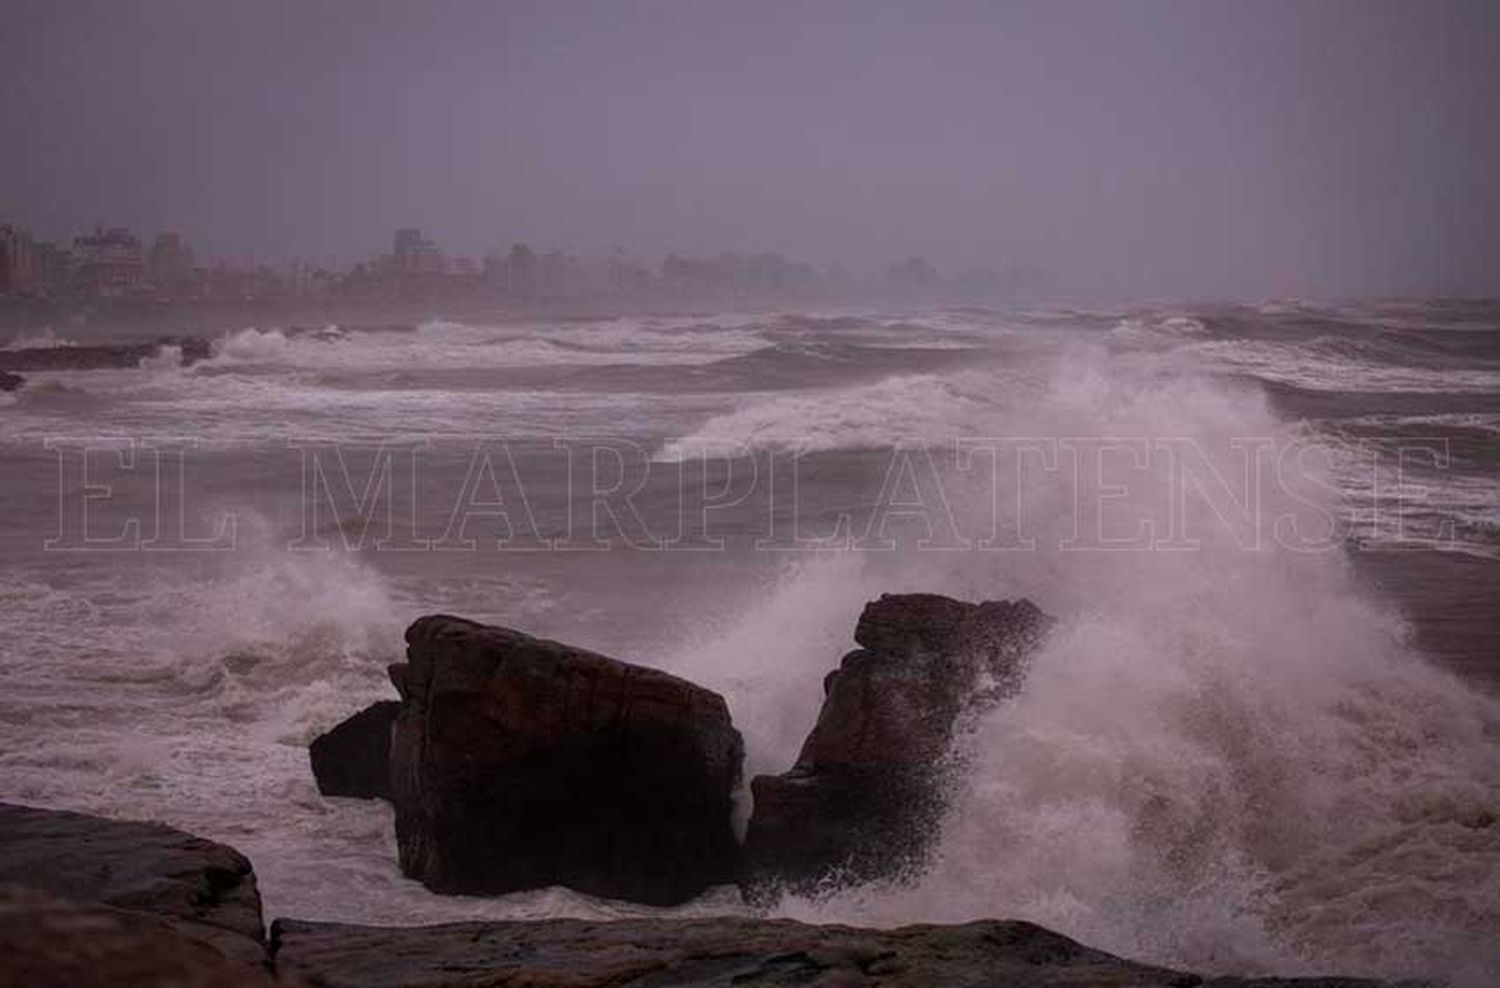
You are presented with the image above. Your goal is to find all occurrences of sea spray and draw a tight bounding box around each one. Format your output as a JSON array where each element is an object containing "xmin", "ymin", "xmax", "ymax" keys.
[{"xmin": 709, "ymin": 342, "xmax": 1500, "ymax": 983}]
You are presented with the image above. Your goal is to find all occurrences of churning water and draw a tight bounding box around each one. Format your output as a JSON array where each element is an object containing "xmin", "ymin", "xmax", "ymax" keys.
[{"xmin": 1, "ymin": 301, "xmax": 1497, "ymax": 983}]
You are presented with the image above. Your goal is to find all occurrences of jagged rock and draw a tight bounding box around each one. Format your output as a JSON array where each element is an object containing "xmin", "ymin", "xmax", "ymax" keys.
[
  {"xmin": 742, "ymin": 594, "xmax": 1052, "ymax": 899},
  {"xmin": 270, "ymin": 914, "xmax": 1390, "ymax": 988},
  {"xmin": 0, "ymin": 371, "xmax": 22, "ymax": 391},
  {"xmin": 0, "ymin": 802, "xmax": 265, "ymax": 963},
  {"xmin": 390, "ymin": 614, "xmax": 744, "ymax": 905},
  {"xmin": 0, "ymin": 884, "xmax": 276, "ymax": 988},
  {"xmin": 309, "ymin": 700, "xmax": 400, "ymax": 800}
]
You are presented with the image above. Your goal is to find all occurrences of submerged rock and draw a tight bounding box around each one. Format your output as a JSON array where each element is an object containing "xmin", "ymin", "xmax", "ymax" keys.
[
  {"xmin": 308, "ymin": 700, "xmax": 399, "ymax": 800},
  {"xmin": 742, "ymin": 593, "xmax": 1053, "ymax": 900},
  {"xmin": 389, "ymin": 614, "xmax": 743, "ymax": 905},
  {"xmin": 270, "ymin": 914, "xmax": 1389, "ymax": 988},
  {"xmin": 0, "ymin": 371, "xmax": 22, "ymax": 391}
]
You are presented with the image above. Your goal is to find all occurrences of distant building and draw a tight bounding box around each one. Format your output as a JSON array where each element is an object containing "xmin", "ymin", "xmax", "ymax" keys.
[
  {"xmin": 502, "ymin": 243, "xmax": 539, "ymax": 298},
  {"xmin": 149, "ymin": 231, "xmax": 197, "ymax": 296},
  {"xmin": 31, "ymin": 241, "xmax": 74, "ymax": 296},
  {"xmin": 73, "ymin": 226, "xmax": 148, "ymax": 298},
  {"xmin": 886, "ymin": 256, "xmax": 941, "ymax": 293},
  {"xmin": 0, "ymin": 223, "xmax": 37, "ymax": 295},
  {"xmin": 393, "ymin": 228, "xmax": 424, "ymax": 257},
  {"xmin": 391, "ymin": 227, "xmax": 445, "ymax": 276}
]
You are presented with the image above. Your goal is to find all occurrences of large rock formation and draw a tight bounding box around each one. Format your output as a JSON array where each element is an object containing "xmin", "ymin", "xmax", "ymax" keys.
[
  {"xmin": 742, "ymin": 593, "xmax": 1052, "ymax": 899},
  {"xmin": 388, "ymin": 614, "xmax": 744, "ymax": 905},
  {"xmin": 308, "ymin": 700, "xmax": 399, "ymax": 800},
  {"xmin": 270, "ymin": 915, "xmax": 1388, "ymax": 988}
]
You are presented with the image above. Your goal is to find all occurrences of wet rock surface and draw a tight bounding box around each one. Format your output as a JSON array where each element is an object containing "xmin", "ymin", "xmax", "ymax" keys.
[
  {"xmin": 0, "ymin": 801, "xmax": 264, "ymax": 948},
  {"xmin": 0, "ymin": 336, "xmax": 212, "ymax": 371},
  {"xmin": 390, "ymin": 614, "xmax": 744, "ymax": 905},
  {"xmin": 742, "ymin": 593, "xmax": 1053, "ymax": 898},
  {"xmin": 0, "ymin": 884, "xmax": 276, "ymax": 988},
  {"xmin": 309, "ymin": 700, "xmax": 400, "ymax": 800},
  {"xmin": 270, "ymin": 915, "xmax": 1388, "ymax": 988}
]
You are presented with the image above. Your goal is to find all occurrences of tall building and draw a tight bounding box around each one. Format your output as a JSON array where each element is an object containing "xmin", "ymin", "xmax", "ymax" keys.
[
  {"xmin": 30, "ymin": 241, "xmax": 74, "ymax": 296},
  {"xmin": 0, "ymin": 223, "xmax": 36, "ymax": 295},
  {"xmin": 391, "ymin": 227, "xmax": 445, "ymax": 276},
  {"xmin": 393, "ymin": 228, "xmax": 424, "ymax": 257},
  {"xmin": 149, "ymin": 231, "xmax": 197, "ymax": 296},
  {"xmin": 73, "ymin": 226, "xmax": 147, "ymax": 298}
]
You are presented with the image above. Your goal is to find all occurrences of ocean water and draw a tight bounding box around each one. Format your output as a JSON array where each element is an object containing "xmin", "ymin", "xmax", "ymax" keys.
[{"xmin": 1, "ymin": 302, "xmax": 1497, "ymax": 983}]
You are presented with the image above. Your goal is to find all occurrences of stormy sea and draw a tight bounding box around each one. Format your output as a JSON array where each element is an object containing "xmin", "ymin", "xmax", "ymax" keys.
[{"xmin": 1, "ymin": 301, "xmax": 1497, "ymax": 984}]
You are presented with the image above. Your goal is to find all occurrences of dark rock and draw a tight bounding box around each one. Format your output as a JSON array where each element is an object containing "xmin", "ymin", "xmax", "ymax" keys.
[
  {"xmin": 742, "ymin": 593, "xmax": 1053, "ymax": 899},
  {"xmin": 0, "ymin": 884, "xmax": 276, "ymax": 988},
  {"xmin": 309, "ymin": 700, "xmax": 400, "ymax": 800},
  {"xmin": 387, "ymin": 660, "xmax": 411, "ymax": 700},
  {"xmin": 270, "ymin": 915, "xmax": 1391, "ymax": 988},
  {"xmin": 390, "ymin": 614, "xmax": 744, "ymax": 906},
  {"xmin": 0, "ymin": 336, "xmax": 209, "ymax": 372},
  {"xmin": 0, "ymin": 371, "xmax": 22, "ymax": 392},
  {"xmin": 179, "ymin": 336, "xmax": 214, "ymax": 365},
  {"xmin": 0, "ymin": 801, "xmax": 265, "ymax": 961}
]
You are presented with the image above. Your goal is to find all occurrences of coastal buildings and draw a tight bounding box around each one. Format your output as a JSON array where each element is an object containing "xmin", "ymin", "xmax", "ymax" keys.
[
  {"xmin": 1, "ymin": 219, "xmax": 982, "ymax": 308},
  {"xmin": 392, "ymin": 227, "xmax": 445, "ymax": 276},
  {"xmin": 72, "ymin": 226, "xmax": 148, "ymax": 298},
  {"xmin": 0, "ymin": 223, "xmax": 35, "ymax": 295},
  {"xmin": 148, "ymin": 231, "xmax": 197, "ymax": 297}
]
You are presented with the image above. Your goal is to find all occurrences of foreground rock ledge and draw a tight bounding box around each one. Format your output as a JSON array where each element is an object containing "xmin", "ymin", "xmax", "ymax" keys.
[
  {"xmin": 390, "ymin": 614, "xmax": 744, "ymax": 905},
  {"xmin": 0, "ymin": 884, "xmax": 276, "ymax": 988},
  {"xmin": 0, "ymin": 803, "xmax": 1392, "ymax": 986},
  {"xmin": 0, "ymin": 801, "xmax": 265, "ymax": 963},
  {"xmin": 271, "ymin": 915, "xmax": 1387, "ymax": 988}
]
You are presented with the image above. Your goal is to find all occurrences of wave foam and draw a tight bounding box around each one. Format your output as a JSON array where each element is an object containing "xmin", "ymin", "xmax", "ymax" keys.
[
  {"xmin": 202, "ymin": 318, "xmax": 771, "ymax": 374},
  {"xmin": 654, "ymin": 372, "xmax": 1010, "ymax": 461},
  {"xmin": 1187, "ymin": 338, "xmax": 1500, "ymax": 393},
  {"xmin": 653, "ymin": 342, "xmax": 1500, "ymax": 984}
]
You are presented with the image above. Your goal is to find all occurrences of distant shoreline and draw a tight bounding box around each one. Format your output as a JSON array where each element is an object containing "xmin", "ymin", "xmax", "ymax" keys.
[{"xmin": 0, "ymin": 294, "xmax": 783, "ymax": 337}]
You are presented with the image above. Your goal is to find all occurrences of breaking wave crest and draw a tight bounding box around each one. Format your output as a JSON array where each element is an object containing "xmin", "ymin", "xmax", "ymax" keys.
[
  {"xmin": 654, "ymin": 370, "xmax": 1016, "ymax": 460},
  {"xmin": 200, "ymin": 317, "xmax": 771, "ymax": 373}
]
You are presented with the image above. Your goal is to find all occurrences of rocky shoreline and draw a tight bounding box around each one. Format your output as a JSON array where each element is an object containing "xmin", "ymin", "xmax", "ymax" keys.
[
  {"xmin": 0, "ymin": 803, "xmax": 1390, "ymax": 986},
  {"xmin": 0, "ymin": 336, "xmax": 213, "ymax": 373},
  {"xmin": 0, "ymin": 595, "xmax": 1407, "ymax": 984}
]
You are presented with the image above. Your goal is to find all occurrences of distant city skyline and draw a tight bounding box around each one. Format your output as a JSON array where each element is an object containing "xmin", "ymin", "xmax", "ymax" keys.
[{"xmin": 2, "ymin": 217, "xmax": 1008, "ymax": 306}]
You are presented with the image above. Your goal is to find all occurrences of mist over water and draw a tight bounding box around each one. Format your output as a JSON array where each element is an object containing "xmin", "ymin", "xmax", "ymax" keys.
[{"xmin": 1, "ymin": 303, "xmax": 1498, "ymax": 983}]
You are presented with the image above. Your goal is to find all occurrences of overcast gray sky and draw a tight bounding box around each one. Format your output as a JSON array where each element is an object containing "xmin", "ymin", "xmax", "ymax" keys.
[{"xmin": 4, "ymin": 0, "xmax": 1498, "ymax": 300}]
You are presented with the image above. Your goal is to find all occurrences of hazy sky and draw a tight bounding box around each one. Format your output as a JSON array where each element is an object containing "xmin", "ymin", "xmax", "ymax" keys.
[{"xmin": 4, "ymin": 1, "xmax": 1498, "ymax": 299}]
